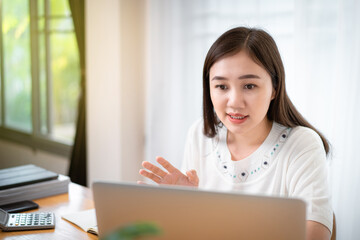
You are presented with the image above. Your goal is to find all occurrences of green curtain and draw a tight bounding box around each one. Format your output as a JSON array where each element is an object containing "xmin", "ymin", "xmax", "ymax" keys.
[{"xmin": 68, "ymin": 0, "xmax": 87, "ymax": 186}]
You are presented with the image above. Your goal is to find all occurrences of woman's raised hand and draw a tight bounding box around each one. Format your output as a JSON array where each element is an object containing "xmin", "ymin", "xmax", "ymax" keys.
[{"xmin": 139, "ymin": 156, "xmax": 199, "ymax": 187}]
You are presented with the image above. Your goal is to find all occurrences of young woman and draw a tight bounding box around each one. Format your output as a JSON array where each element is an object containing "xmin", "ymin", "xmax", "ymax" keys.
[{"xmin": 139, "ymin": 27, "xmax": 333, "ymax": 239}]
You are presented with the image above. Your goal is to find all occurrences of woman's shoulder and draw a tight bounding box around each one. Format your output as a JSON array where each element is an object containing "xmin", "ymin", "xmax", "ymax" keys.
[
  {"xmin": 188, "ymin": 118, "xmax": 204, "ymax": 134},
  {"xmin": 289, "ymin": 125, "xmax": 323, "ymax": 145},
  {"xmin": 186, "ymin": 118, "xmax": 216, "ymax": 145},
  {"xmin": 283, "ymin": 124, "xmax": 326, "ymax": 157}
]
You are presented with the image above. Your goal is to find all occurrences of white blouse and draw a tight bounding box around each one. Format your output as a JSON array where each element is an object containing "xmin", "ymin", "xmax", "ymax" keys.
[{"xmin": 181, "ymin": 119, "xmax": 333, "ymax": 232}]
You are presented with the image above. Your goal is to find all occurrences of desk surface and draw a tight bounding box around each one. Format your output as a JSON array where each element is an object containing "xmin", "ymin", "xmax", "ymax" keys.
[{"xmin": 1, "ymin": 182, "xmax": 98, "ymax": 240}]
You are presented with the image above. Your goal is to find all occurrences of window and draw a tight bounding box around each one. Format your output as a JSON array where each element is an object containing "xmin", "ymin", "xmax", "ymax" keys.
[{"xmin": 0, "ymin": 0, "xmax": 80, "ymax": 156}]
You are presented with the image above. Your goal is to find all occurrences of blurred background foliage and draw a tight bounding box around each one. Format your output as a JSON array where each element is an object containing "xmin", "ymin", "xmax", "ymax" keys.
[{"xmin": 1, "ymin": 0, "xmax": 80, "ymax": 143}]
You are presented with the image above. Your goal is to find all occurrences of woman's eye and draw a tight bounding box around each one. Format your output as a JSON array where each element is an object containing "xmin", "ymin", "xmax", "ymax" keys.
[
  {"xmin": 215, "ymin": 85, "xmax": 227, "ymax": 90},
  {"xmin": 244, "ymin": 84, "xmax": 256, "ymax": 90}
]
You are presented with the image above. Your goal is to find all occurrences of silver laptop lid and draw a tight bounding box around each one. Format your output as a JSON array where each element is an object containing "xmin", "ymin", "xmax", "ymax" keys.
[{"xmin": 93, "ymin": 181, "xmax": 306, "ymax": 240}]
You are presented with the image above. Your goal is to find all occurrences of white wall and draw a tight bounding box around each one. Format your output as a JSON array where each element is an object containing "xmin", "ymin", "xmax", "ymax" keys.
[
  {"xmin": 0, "ymin": 139, "xmax": 68, "ymax": 175},
  {"xmin": 86, "ymin": 0, "xmax": 146, "ymax": 186}
]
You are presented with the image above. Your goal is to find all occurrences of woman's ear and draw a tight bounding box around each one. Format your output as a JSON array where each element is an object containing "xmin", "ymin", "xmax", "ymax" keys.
[{"xmin": 271, "ymin": 88, "xmax": 276, "ymax": 100}]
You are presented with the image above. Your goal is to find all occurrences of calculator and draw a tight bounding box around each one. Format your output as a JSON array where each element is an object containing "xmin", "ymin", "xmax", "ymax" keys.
[{"xmin": 0, "ymin": 208, "xmax": 55, "ymax": 231}]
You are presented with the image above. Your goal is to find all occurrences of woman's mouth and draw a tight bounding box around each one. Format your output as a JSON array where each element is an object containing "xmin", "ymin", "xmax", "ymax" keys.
[
  {"xmin": 227, "ymin": 113, "xmax": 248, "ymax": 123},
  {"xmin": 229, "ymin": 115, "xmax": 246, "ymax": 119}
]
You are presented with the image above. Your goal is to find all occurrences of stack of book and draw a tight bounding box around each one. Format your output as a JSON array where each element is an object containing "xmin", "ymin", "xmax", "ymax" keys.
[{"xmin": 0, "ymin": 164, "xmax": 70, "ymax": 205}]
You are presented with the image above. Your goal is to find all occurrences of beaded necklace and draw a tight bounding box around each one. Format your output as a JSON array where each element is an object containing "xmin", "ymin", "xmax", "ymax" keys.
[{"xmin": 213, "ymin": 123, "xmax": 292, "ymax": 183}]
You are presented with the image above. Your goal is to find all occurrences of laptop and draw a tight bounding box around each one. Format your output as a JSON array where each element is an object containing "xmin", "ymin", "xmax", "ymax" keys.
[{"xmin": 93, "ymin": 181, "xmax": 306, "ymax": 240}]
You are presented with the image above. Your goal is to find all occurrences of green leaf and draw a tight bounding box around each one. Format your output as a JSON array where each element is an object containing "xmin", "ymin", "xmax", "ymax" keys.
[{"xmin": 101, "ymin": 222, "xmax": 163, "ymax": 240}]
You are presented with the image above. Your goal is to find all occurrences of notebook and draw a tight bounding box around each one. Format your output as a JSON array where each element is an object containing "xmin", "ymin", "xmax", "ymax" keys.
[
  {"xmin": 62, "ymin": 209, "xmax": 98, "ymax": 235},
  {"xmin": 93, "ymin": 181, "xmax": 306, "ymax": 240}
]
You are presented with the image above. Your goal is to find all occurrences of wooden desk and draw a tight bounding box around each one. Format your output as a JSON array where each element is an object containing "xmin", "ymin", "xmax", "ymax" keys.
[{"xmin": 1, "ymin": 183, "xmax": 98, "ymax": 240}]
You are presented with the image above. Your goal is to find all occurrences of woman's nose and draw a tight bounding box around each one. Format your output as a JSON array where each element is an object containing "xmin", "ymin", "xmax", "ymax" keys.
[{"xmin": 228, "ymin": 89, "xmax": 245, "ymax": 108}]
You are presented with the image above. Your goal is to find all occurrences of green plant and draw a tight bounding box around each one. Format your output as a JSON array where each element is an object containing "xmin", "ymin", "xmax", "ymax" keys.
[{"xmin": 101, "ymin": 222, "xmax": 162, "ymax": 240}]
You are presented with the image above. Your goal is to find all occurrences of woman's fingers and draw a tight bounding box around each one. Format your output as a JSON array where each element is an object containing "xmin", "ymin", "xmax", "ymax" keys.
[
  {"xmin": 186, "ymin": 169, "xmax": 199, "ymax": 186},
  {"xmin": 142, "ymin": 161, "xmax": 167, "ymax": 178},
  {"xmin": 156, "ymin": 156, "xmax": 180, "ymax": 174},
  {"xmin": 139, "ymin": 169, "xmax": 162, "ymax": 184},
  {"xmin": 139, "ymin": 157, "xmax": 192, "ymax": 186}
]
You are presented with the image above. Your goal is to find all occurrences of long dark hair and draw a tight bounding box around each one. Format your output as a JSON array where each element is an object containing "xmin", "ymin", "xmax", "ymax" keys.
[{"xmin": 202, "ymin": 27, "xmax": 330, "ymax": 154}]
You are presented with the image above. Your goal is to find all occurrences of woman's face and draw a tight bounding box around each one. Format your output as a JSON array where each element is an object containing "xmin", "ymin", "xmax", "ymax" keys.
[{"xmin": 209, "ymin": 51, "xmax": 275, "ymax": 137}]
